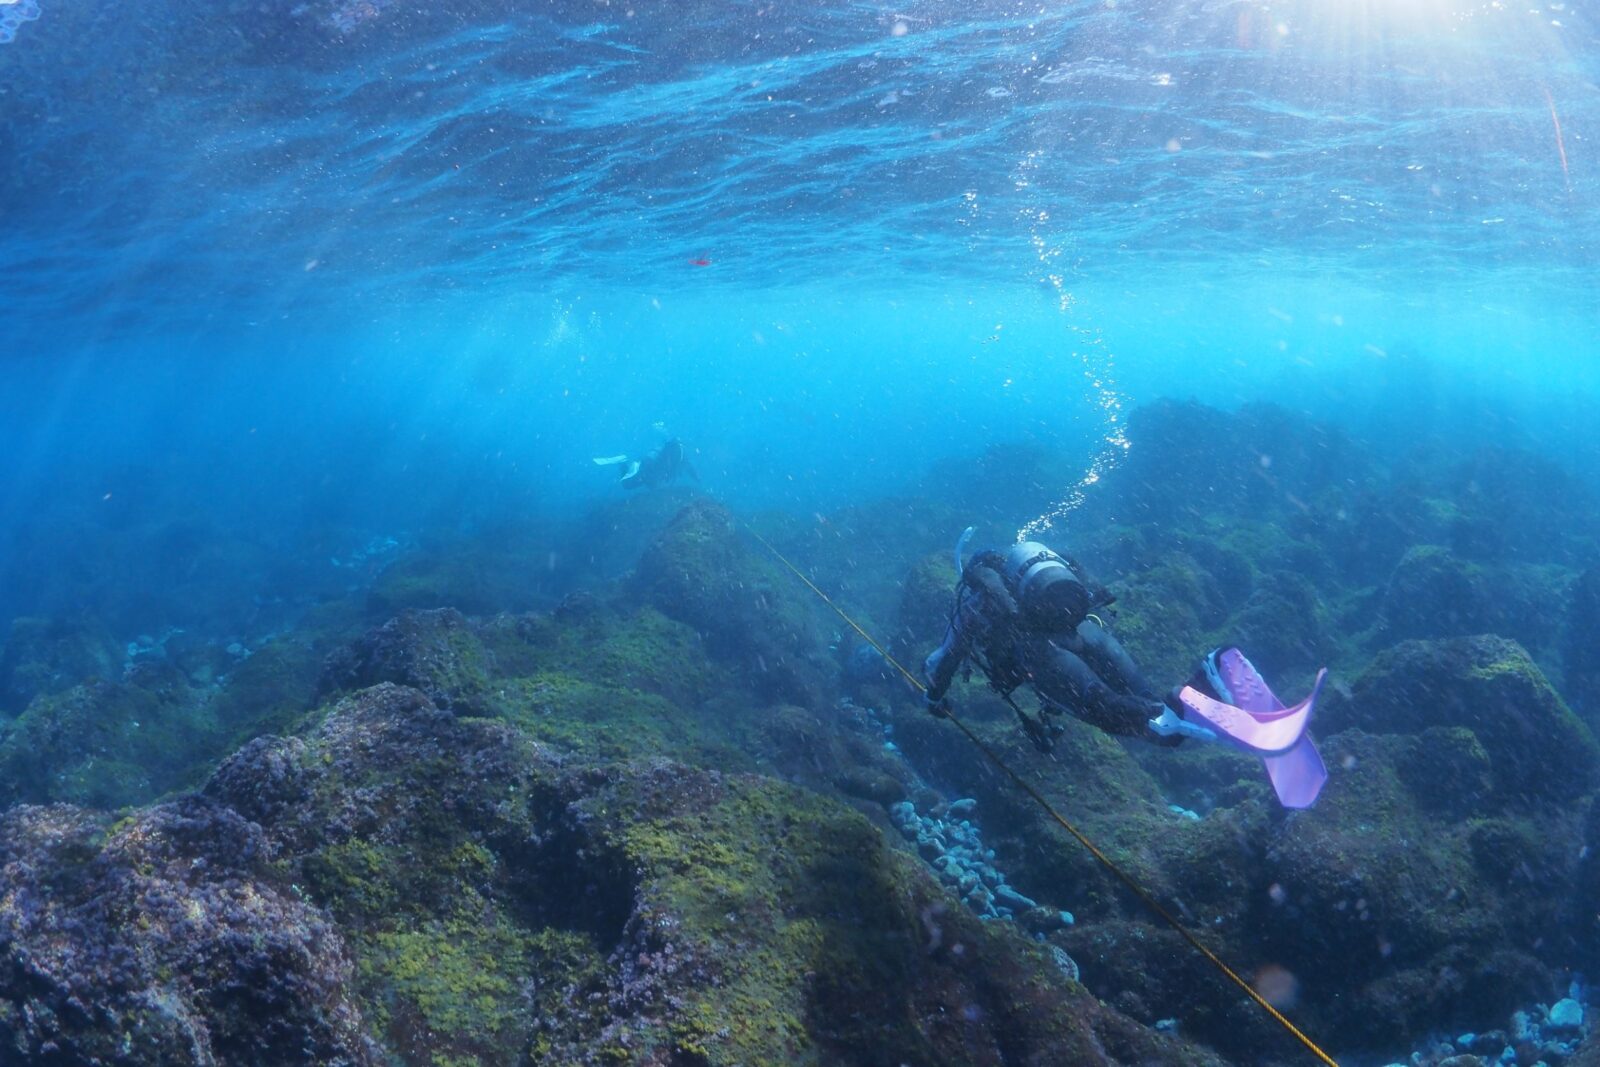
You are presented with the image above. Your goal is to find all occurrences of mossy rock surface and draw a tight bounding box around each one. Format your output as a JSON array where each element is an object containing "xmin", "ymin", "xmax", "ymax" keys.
[
  {"xmin": 0, "ymin": 670, "xmax": 221, "ymax": 809},
  {"xmin": 1246, "ymin": 729, "xmax": 1576, "ymax": 1049},
  {"xmin": 321, "ymin": 607, "xmax": 499, "ymax": 716},
  {"xmin": 365, "ymin": 546, "xmax": 547, "ymax": 620},
  {"xmin": 0, "ymin": 799, "xmax": 371, "ymax": 1063},
  {"xmin": 0, "ymin": 614, "xmax": 123, "ymax": 713},
  {"xmin": 893, "ymin": 551, "xmax": 958, "ymax": 663},
  {"xmin": 634, "ymin": 499, "xmax": 833, "ymax": 708},
  {"xmin": 1323, "ymin": 635, "xmax": 1599, "ymax": 805},
  {"xmin": 1378, "ymin": 546, "xmax": 1569, "ymax": 661},
  {"xmin": 210, "ymin": 633, "xmax": 327, "ymax": 737},
  {"xmin": 0, "ymin": 683, "xmax": 1228, "ymax": 1066}
]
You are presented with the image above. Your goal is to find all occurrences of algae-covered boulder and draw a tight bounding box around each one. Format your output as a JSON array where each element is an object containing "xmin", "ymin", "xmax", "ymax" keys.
[
  {"xmin": 1098, "ymin": 550, "xmax": 1226, "ymax": 683},
  {"xmin": 894, "ymin": 551, "xmax": 957, "ymax": 665},
  {"xmin": 890, "ymin": 695, "xmax": 1177, "ymax": 919},
  {"xmin": 0, "ymin": 800, "xmax": 373, "ymax": 1064},
  {"xmin": 1252, "ymin": 729, "xmax": 1574, "ymax": 1049},
  {"xmin": 320, "ymin": 607, "xmax": 497, "ymax": 715},
  {"xmin": 1322, "ymin": 635, "xmax": 1599, "ymax": 804},
  {"xmin": 207, "ymin": 633, "xmax": 327, "ymax": 738},
  {"xmin": 0, "ymin": 614, "xmax": 123, "ymax": 713},
  {"xmin": 0, "ymin": 671, "xmax": 220, "ymax": 809},
  {"xmin": 1377, "ymin": 547, "xmax": 1565, "ymax": 661},
  {"xmin": 0, "ymin": 682, "xmax": 1229, "ymax": 1066},
  {"xmin": 1445, "ymin": 444, "xmax": 1600, "ymax": 565},
  {"xmin": 365, "ymin": 540, "xmax": 549, "ymax": 620},
  {"xmin": 635, "ymin": 500, "xmax": 832, "ymax": 707},
  {"xmin": 1227, "ymin": 570, "xmax": 1332, "ymax": 680},
  {"xmin": 1379, "ymin": 546, "xmax": 1497, "ymax": 641},
  {"xmin": 567, "ymin": 484, "xmax": 706, "ymax": 582},
  {"xmin": 1566, "ymin": 566, "xmax": 1600, "ymax": 719},
  {"xmin": 0, "ymin": 629, "xmax": 339, "ymax": 812}
]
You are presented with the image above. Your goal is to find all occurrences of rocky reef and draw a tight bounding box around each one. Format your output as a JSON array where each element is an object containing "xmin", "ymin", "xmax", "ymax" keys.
[
  {"xmin": 0, "ymin": 683, "xmax": 1223, "ymax": 1065},
  {"xmin": 2, "ymin": 398, "xmax": 1599, "ymax": 1065}
]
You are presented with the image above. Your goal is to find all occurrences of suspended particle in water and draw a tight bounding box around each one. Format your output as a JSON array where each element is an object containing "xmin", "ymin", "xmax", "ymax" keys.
[{"xmin": 1251, "ymin": 963, "xmax": 1300, "ymax": 1008}]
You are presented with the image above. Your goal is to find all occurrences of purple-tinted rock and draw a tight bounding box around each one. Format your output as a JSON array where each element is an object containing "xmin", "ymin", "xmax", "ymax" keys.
[
  {"xmin": 0, "ymin": 800, "xmax": 375, "ymax": 1064},
  {"xmin": 319, "ymin": 608, "xmax": 496, "ymax": 716}
]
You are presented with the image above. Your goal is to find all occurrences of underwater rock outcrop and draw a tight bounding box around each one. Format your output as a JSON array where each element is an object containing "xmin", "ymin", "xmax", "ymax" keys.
[
  {"xmin": 365, "ymin": 543, "xmax": 544, "ymax": 620},
  {"xmin": 0, "ymin": 799, "xmax": 374, "ymax": 1064},
  {"xmin": 0, "ymin": 670, "xmax": 221, "ymax": 810},
  {"xmin": 0, "ymin": 614, "xmax": 122, "ymax": 713},
  {"xmin": 320, "ymin": 606, "xmax": 498, "ymax": 716},
  {"xmin": 1323, "ymin": 634, "xmax": 1599, "ymax": 805},
  {"xmin": 1376, "ymin": 546, "xmax": 1564, "ymax": 661},
  {"xmin": 894, "ymin": 551, "xmax": 958, "ymax": 665},
  {"xmin": 634, "ymin": 500, "xmax": 833, "ymax": 707},
  {"xmin": 0, "ymin": 632, "xmax": 329, "ymax": 812},
  {"xmin": 6, "ymin": 398, "xmax": 1600, "ymax": 1065},
  {"xmin": 1250, "ymin": 728, "xmax": 1576, "ymax": 1048},
  {"xmin": 0, "ymin": 682, "xmax": 1228, "ymax": 1066}
]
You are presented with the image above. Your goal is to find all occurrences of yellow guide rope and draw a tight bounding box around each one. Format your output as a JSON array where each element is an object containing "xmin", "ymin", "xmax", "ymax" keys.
[{"xmin": 748, "ymin": 529, "xmax": 1339, "ymax": 1067}]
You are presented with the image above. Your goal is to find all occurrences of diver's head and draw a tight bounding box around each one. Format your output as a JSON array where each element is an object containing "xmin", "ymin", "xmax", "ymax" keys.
[{"xmin": 1004, "ymin": 542, "xmax": 1091, "ymax": 632}]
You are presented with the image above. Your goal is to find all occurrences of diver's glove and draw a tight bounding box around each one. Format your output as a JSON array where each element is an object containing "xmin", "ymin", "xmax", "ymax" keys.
[
  {"xmin": 1148, "ymin": 702, "xmax": 1217, "ymax": 743},
  {"xmin": 924, "ymin": 693, "xmax": 952, "ymax": 719}
]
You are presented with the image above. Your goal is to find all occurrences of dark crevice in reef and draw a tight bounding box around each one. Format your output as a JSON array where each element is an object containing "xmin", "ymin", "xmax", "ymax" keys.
[{"xmin": 494, "ymin": 783, "xmax": 638, "ymax": 954}]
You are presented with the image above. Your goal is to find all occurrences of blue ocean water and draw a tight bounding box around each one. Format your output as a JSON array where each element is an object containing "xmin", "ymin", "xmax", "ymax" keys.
[
  {"xmin": 0, "ymin": 0, "xmax": 1592, "ymax": 643},
  {"xmin": 2, "ymin": 1, "xmax": 1595, "ymax": 537}
]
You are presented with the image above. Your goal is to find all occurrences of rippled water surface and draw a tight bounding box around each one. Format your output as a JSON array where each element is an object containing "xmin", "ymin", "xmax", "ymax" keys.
[{"xmin": 2, "ymin": 0, "xmax": 1595, "ymax": 329}]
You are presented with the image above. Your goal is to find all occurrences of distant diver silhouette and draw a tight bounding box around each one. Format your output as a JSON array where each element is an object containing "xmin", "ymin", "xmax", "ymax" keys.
[{"xmin": 592, "ymin": 438, "xmax": 699, "ymax": 490}]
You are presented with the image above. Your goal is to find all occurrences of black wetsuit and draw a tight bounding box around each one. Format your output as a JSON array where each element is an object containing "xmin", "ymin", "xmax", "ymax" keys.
[
  {"xmin": 621, "ymin": 439, "xmax": 698, "ymax": 490},
  {"xmin": 923, "ymin": 558, "xmax": 1160, "ymax": 737}
]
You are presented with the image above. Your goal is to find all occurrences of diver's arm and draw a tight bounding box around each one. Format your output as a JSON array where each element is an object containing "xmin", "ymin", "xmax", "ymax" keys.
[{"xmin": 923, "ymin": 614, "xmax": 968, "ymax": 703}]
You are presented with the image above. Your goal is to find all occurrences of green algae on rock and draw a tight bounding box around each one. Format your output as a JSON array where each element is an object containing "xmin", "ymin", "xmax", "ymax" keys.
[
  {"xmin": 634, "ymin": 499, "xmax": 834, "ymax": 708},
  {"xmin": 0, "ymin": 682, "xmax": 1230, "ymax": 1066},
  {"xmin": 0, "ymin": 670, "xmax": 224, "ymax": 809},
  {"xmin": 0, "ymin": 614, "xmax": 123, "ymax": 714},
  {"xmin": 1324, "ymin": 635, "xmax": 1599, "ymax": 804}
]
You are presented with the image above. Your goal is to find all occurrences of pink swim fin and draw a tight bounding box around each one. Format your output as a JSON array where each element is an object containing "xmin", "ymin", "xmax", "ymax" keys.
[{"xmin": 1178, "ymin": 649, "xmax": 1329, "ymax": 809}]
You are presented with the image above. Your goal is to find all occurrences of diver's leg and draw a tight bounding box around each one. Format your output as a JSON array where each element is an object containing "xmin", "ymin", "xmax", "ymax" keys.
[
  {"xmin": 1028, "ymin": 637, "xmax": 1157, "ymax": 737},
  {"xmin": 1072, "ymin": 620, "xmax": 1159, "ymax": 699}
]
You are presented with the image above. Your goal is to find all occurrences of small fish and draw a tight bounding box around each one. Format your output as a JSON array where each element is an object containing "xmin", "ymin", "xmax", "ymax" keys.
[{"xmin": 688, "ymin": 256, "xmax": 713, "ymax": 267}]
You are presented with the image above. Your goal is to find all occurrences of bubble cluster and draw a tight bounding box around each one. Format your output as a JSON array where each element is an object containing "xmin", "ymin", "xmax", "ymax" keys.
[
  {"xmin": 0, "ymin": 0, "xmax": 41, "ymax": 45},
  {"xmin": 1010, "ymin": 149, "xmax": 1131, "ymax": 543}
]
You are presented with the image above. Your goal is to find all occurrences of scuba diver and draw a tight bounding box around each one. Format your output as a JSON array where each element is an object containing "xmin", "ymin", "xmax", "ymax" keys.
[
  {"xmin": 923, "ymin": 531, "xmax": 1329, "ymax": 808},
  {"xmin": 592, "ymin": 438, "xmax": 699, "ymax": 490}
]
